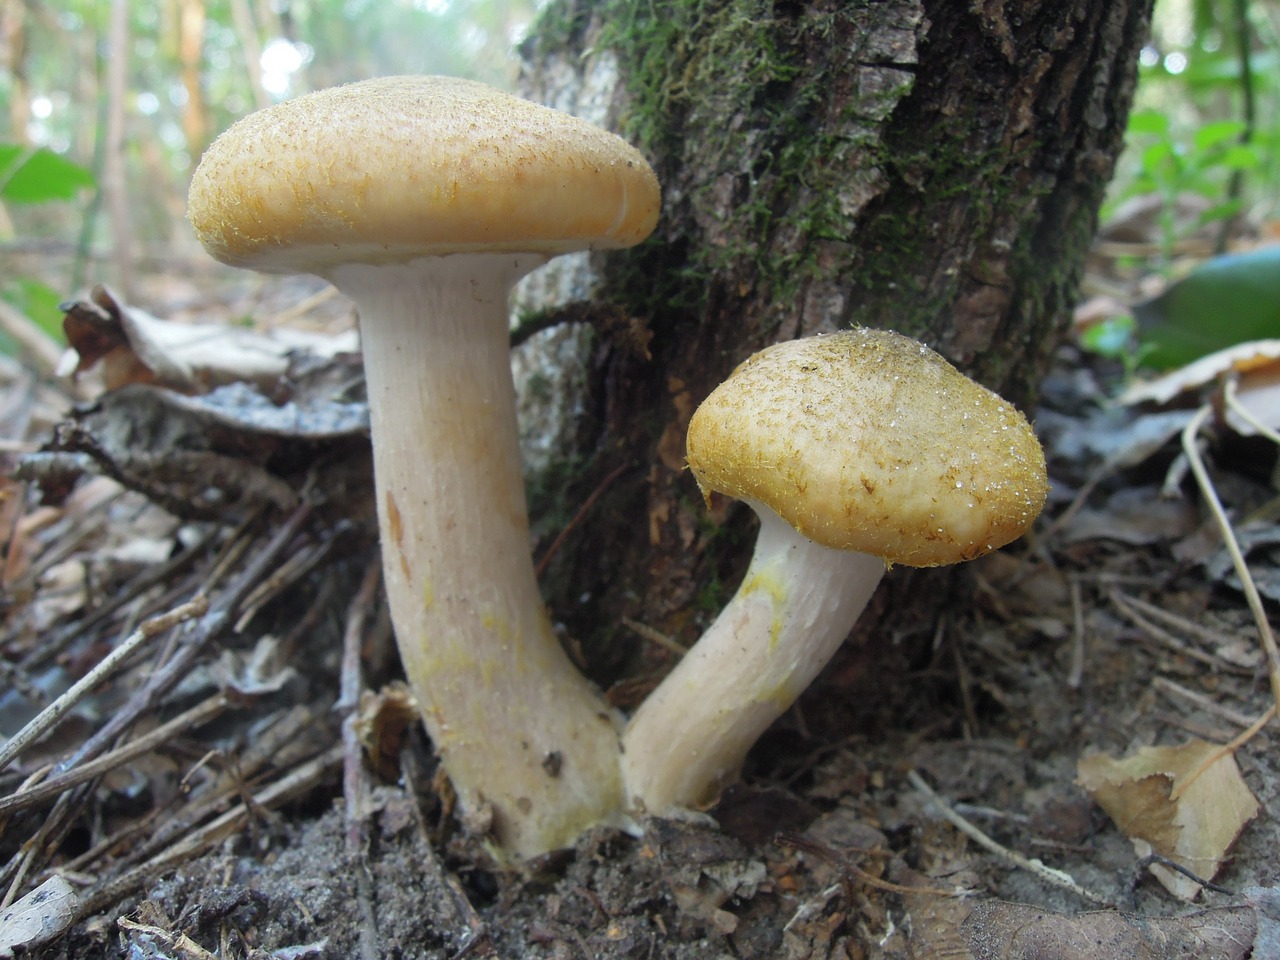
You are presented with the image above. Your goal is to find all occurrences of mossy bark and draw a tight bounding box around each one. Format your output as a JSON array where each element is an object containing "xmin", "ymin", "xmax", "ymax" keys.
[{"xmin": 515, "ymin": 0, "xmax": 1151, "ymax": 705}]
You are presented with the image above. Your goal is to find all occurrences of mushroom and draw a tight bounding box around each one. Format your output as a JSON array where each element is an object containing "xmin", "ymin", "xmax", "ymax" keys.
[
  {"xmin": 188, "ymin": 76, "xmax": 660, "ymax": 858},
  {"xmin": 620, "ymin": 329, "xmax": 1048, "ymax": 813}
]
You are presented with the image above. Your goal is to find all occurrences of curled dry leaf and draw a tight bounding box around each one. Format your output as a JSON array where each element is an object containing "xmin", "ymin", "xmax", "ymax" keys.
[
  {"xmin": 0, "ymin": 875, "xmax": 80, "ymax": 958},
  {"xmin": 355, "ymin": 682, "xmax": 419, "ymax": 781},
  {"xmin": 62, "ymin": 284, "xmax": 358, "ymax": 394},
  {"xmin": 1117, "ymin": 338, "xmax": 1280, "ymax": 436},
  {"xmin": 18, "ymin": 354, "xmax": 370, "ymax": 520},
  {"xmin": 1077, "ymin": 740, "xmax": 1260, "ymax": 900}
]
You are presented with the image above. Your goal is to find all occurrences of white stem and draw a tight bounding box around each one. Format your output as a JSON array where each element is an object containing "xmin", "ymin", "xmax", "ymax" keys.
[
  {"xmin": 621, "ymin": 506, "xmax": 885, "ymax": 813},
  {"xmin": 331, "ymin": 254, "xmax": 622, "ymax": 858}
]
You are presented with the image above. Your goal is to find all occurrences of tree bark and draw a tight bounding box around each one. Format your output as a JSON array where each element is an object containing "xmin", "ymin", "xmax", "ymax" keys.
[
  {"xmin": 102, "ymin": 0, "xmax": 136, "ymax": 300},
  {"xmin": 514, "ymin": 0, "xmax": 1151, "ymax": 705}
]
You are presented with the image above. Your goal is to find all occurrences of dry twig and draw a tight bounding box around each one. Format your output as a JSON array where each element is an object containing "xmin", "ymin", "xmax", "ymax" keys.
[
  {"xmin": 0, "ymin": 597, "xmax": 210, "ymax": 772},
  {"xmin": 1181, "ymin": 405, "xmax": 1280, "ymax": 719},
  {"xmin": 0, "ymin": 694, "xmax": 228, "ymax": 817},
  {"xmin": 906, "ymin": 769, "xmax": 1110, "ymax": 906},
  {"xmin": 338, "ymin": 559, "xmax": 384, "ymax": 960},
  {"xmin": 74, "ymin": 744, "xmax": 343, "ymax": 920}
]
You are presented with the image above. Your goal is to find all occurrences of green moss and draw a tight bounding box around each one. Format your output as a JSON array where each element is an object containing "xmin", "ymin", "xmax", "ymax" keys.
[{"xmin": 526, "ymin": 0, "xmax": 916, "ymax": 329}]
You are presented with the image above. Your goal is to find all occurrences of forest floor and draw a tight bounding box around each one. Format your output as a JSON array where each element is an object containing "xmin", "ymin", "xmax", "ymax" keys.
[{"xmin": 0, "ymin": 260, "xmax": 1277, "ymax": 959}]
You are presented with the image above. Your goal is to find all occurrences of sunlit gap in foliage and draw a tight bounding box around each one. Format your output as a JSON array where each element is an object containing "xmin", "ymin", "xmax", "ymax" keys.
[{"xmin": 261, "ymin": 38, "xmax": 315, "ymax": 99}]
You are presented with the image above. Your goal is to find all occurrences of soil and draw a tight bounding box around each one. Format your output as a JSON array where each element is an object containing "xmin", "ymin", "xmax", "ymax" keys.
[{"xmin": 2, "ymin": 324, "xmax": 1277, "ymax": 958}]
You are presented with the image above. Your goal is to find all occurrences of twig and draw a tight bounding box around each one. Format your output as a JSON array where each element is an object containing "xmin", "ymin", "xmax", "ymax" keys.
[
  {"xmin": 1223, "ymin": 377, "xmax": 1280, "ymax": 446},
  {"xmin": 621, "ymin": 617, "xmax": 688, "ymax": 657},
  {"xmin": 340, "ymin": 560, "xmax": 382, "ymax": 837},
  {"xmin": 17, "ymin": 524, "xmax": 217, "ymax": 672},
  {"xmin": 339, "ymin": 560, "xmax": 383, "ymax": 960},
  {"xmin": 234, "ymin": 536, "xmax": 333, "ymax": 632},
  {"xmin": 1170, "ymin": 704, "xmax": 1277, "ymax": 802},
  {"xmin": 60, "ymin": 706, "xmax": 314, "ymax": 877},
  {"xmin": 535, "ymin": 463, "xmax": 628, "ymax": 579},
  {"xmin": 266, "ymin": 284, "xmax": 340, "ymax": 328},
  {"xmin": 399, "ymin": 747, "xmax": 488, "ymax": 957},
  {"xmin": 1181, "ymin": 404, "xmax": 1280, "ymax": 720},
  {"xmin": 53, "ymin": 504, "xmax": 310, "ymax": 781},
  {"xmin": 1111, "ymin": 589, "xmax": 1257, "ymax": 675},
  {"xmin": 1132, "ymin": 853, "xmax": 1234, "ymax": 896},
  {"xmin": 0, "ymin": 694, "xmax": 228, "ymax": 817},
  {"xmin": 2, "ymin": 782, "xmax": 93, "ymax": 909},
  {"xmin": 1067, "ymin": 577, "xmax": 1086, "ymax": 689},
  {"xmin": 74, "ymin": 744, "xmax": 343, "ymax": 920},
  {"xmin": 774, "ymin": 832, "xmax": 956, "ymax": 898},
  {"xmin": 0, "ymin": 597, "xmax": 210, "ymax": 772},
  {"xmin": 906, "ymin": 769, "xmax": 1110, "ymax": 906},
  {"xmin": 1152, "ymin": 676, "xmax": 1257, "ymax": 728}
]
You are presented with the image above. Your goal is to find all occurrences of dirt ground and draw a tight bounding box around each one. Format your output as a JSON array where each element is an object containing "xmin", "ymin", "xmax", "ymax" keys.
[{"xmin": 1, "ymin": 287, "xmax": 1277, "ymax": 957}]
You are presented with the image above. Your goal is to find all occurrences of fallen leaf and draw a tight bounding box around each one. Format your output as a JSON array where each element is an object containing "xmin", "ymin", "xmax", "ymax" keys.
[
  {"xmin": 1077, "ymin": 740, "xmax": 1260, "ymax": 899},
  {"xmin": 0, "ymin": 876, "xmax": 80, "ymax": 958},
  {"xmin": 1131, "ymin": 245, "xmax": 1280, "ymax": 369},
  {"xmin": 62, "ymin": 284, "xmax": 358, "ymax": 394},
  {"xmin": 1059, "ymin": 486, "xmax": 1198, "ymax": 546},
  {"xmin": 1117, "ymin": 338, "xmax": 1280, "ymax": 436},
  {"xmin": 356, "ymin": 682, "xmax": 420, "ymax": 781},
  {"xmin": 1117, "ymin": 339, "xmax": 1280, "ymax": 407}
]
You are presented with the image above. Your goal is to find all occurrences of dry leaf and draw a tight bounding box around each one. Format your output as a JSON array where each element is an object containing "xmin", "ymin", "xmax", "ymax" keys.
[
  {"xmin": 1117, "ymin": 339, "xmax": 1280, "ymax": 436},
  {"xmin": 0, "ymin": 876, "xmax": 79, "ymax": 958},
  {"xmin": 356, "ymin": 681, "xmax": 420, "ymax": 780},
  {"xmin": 62, "ymin": 284, "xmax": 357, "ymax": 394},
  {"xmin": 1077, "ymin": 740, "xmax": 1260, "ymax": 899}
]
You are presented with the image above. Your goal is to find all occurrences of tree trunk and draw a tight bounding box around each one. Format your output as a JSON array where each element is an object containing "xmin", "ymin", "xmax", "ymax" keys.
[
  {"xmin": 102, "ymin": 0, "xmax": 136, "ymax": 300},
  {"xmin": 514, "ymin": 0, "xmax": 1150, "ymax": 708}
]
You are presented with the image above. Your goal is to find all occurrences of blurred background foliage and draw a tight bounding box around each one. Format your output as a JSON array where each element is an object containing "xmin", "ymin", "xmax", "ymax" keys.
[{"xmin": 0, "ymin": 0, "xmax": 1275, "ymax": 367}]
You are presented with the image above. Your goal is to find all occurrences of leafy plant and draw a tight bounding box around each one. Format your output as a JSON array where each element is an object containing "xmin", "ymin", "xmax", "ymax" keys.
[
  {"xmin": 1118, "ymin": 110, "xmax": 1259, "ymax": 264},
  {"xmin": 0, "ymin": 145, "xmax": 95, "ymax": 205},
  {"xmin": 1078, "ymin": 312, "xmax": 1150, "ymax": 379},
  {"xmin": 0, "ymin": 145, "xmax": 95, "ymax": 360}
]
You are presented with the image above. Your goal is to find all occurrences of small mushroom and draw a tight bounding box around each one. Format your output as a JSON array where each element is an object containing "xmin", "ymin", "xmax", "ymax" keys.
[
  {"xmin": 188, "ymin": 76, "xmax": 660, "ymax": 858},
  {"xmin": 621, "ymin": 329, "xmax": 1048, "ymax": 813}
]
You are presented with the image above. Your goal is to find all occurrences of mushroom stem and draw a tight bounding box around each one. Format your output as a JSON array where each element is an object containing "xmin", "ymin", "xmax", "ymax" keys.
[
  {"xmin": 621, "ymin": 505, "xmax": 885, "ymax": 813},
  {"xmin": 334, "ymin": 254, "xmax": 623, "ymax": 858}
]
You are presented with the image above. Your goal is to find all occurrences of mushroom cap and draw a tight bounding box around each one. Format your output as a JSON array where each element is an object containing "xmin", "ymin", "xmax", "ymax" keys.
[
  {"xmin": 188, "ymin": 76, "xmax": 661, "ymax": 273},
  {"xmin": 685, "ymin": 329, "xmax": 1048, "ymax": 567}
]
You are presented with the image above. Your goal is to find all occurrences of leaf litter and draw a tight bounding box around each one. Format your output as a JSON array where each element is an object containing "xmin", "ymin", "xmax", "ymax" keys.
[{"xmin": 0, "ymin": 275, "xmax": 1278, "ymax": 958}]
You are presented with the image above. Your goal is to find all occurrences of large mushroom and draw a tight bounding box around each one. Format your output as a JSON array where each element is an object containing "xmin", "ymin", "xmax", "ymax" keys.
[
  {"xmin": 621, "ymin": 329, "xmax": 1048, "ymax": 813},
  {"xmin": 188, "ymin": 76, "xmax": 660, "ymax": 858}
]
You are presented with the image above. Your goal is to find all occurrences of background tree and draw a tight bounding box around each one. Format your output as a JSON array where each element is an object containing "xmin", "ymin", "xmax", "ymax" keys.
[{"xmin": 512, "ymin": 0, "xmax": 1155, "ymax": 716}]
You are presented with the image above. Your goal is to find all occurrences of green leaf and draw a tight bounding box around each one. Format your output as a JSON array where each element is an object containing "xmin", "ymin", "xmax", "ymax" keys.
[
  {"xmin": 1220, "ymin": 144, "xmax": 1260, "ymax": 170},
  {"xmin": 1141, "ymin": 142, "xmax": 1177, "ymax": 180},
  {"xmin": 1079, "ymin": 313, "xmax": 1137, "ymax": 360},
  {"xmin": 1133, "ymin": 246, "xmax": 1280, "ymax": 369},
  {"xmin": 1192, "ymin": 120, "xmax": 1246, "ymax": 152},
  {"xmin": 1195, "ymin": 199, "xmax": 1243, "ymax": 227},
  {"xmin": 0, "ymin": 145, "xmax": 96, "ymax": 204},
  {"xmin": 1, "ymin": 278, "xmax": 66, "ymax": 343},
  {"xmin": 1128, "ymin": 110, "xmax": 1170, "ymax": 137}
]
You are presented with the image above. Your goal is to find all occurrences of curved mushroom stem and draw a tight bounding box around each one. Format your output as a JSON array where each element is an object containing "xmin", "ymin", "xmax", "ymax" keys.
[
  {"xmin": 332, "ymin": 254, "xmax": 623, "ymax": 859},
  {"xmin": 620, "ymin": 504, "xmax": 885, "ymax": 814}
]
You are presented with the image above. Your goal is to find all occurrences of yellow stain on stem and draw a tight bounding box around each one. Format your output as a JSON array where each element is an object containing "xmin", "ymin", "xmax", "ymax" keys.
[{"xmin": 739, "ymin": 566, "xmax": 789, "ymax": 650}]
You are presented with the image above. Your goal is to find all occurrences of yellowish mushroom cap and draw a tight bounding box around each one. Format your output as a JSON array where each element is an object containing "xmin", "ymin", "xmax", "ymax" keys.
[
  {"xmin": 685, "ymin": 329, "xmax": 1048, "ymax": 567},
  {"xmin": 188, "ymin": 76, "xmax": 661, "ymax": 273}
]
